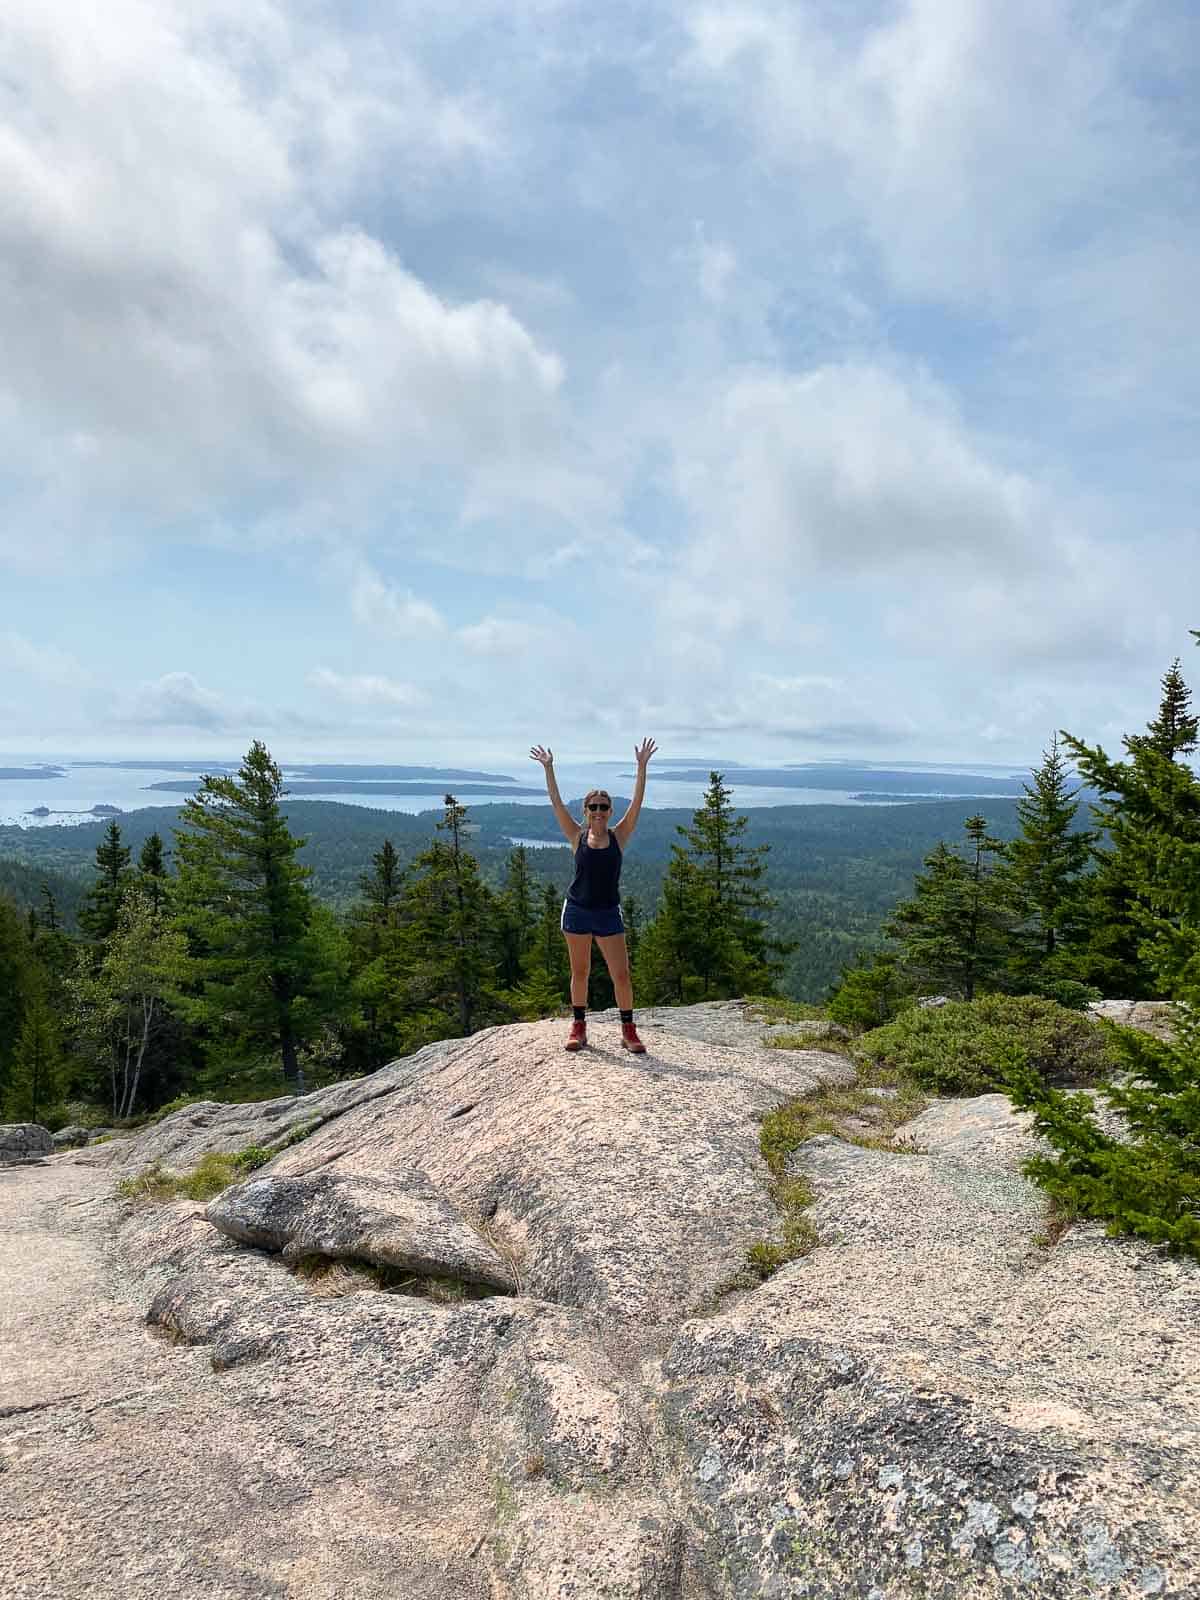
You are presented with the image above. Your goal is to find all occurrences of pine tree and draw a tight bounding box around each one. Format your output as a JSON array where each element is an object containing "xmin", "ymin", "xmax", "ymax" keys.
[
  {"xmin": 1137, "ymin": 658, "xmax": 1199, "ymax": 760},
  {"xmin": 634, "ymin": 853, "xmax": 714, "ymax": 1004},
  {"xmin": 0, "ymin": 896, "xmax": 35, "ymax": 1106},
  {"xmin": 377, "ymin": 796, "xmax": 502, "ymax": 1041},
  {"xmin": 173, "ymin": 741, "xmax": 338, "ymax": 1094},
  {"xmin": 6, "ymin": 981, "xmax": 63, "ymax": 1125},
  {"xmin": 638, "ymin": 772, "xmax": 784, "ymax": 1001},
  {"xmin": 1003, "ymin": 632, "xmax": 1200, "ymax": 1259},
  {"xmin": 1003, "ymin": 734, "xmax": 1095, "ymax": 984},
  {"xmin": 496, "ymin": 846, "xmax": 536, "ymax": 989},
  {"xmin": 1062, "ymin": 656, "xmax": 1200, "ymax": 997},
  {"xmin": 136, "ymin": 833, "xmax": 169, "ymax": 915},
  {"xmin": 79, "ymin": 821, "xmax": 133, "ymax": 942},
  {"xmin": 885, "ymin": 818, "xmax": 1018, "ymax": 1000},
  {"xmin": 344, "ymin": 839, "xmax": 406, "ymax": 1071}
]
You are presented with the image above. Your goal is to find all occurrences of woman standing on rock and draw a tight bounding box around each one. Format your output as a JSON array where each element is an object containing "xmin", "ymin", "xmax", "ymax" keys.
[{"xmin": 529, "ymin": 738, "xmax": 657, "ymax": 1053}]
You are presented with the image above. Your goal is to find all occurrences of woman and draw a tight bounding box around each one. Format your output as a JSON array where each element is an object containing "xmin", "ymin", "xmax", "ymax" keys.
[{"xmin": 529, "ymin": 738, "xmax": 657, "ymax": 1052}]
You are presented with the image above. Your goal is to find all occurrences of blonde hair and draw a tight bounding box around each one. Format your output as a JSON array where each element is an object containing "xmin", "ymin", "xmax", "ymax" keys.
[{"xmin": 580, "ymin": 788, "xmax": 613, "ymax": 831}]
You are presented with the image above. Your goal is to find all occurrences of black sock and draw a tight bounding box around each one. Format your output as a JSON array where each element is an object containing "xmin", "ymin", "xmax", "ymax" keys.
[
  {"xmin": 620, "ymin": 1009, "xmax": 633, "ymax": 1025},
  {"xmin": 573, "ymin": 1005, "xmax": 586, "ymax": 1023}
]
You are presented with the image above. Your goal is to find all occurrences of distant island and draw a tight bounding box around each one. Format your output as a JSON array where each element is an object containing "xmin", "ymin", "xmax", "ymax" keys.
[
  {"xmin": 144, "ymin": 780, "xmax": 543, "ymax": 797},
  {"xmin": 24, "ymin": 803, "xmax": 122, "ymax": 818},
  {"xmin": 75, "ymin": 760, "xmax": 523, "ymax": 782},
  {"xmin": 628, "ymin": 766, "xmax": 1028, "ymax": 796},
  {"xmin": 0, "ymin": 767, "xmax": 65, "ymax": 780}
]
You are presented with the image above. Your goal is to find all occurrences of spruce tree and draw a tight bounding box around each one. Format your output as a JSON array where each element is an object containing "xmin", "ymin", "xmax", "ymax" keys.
[
  {"xmin": 634, "ymin": 853, "xmax": 713, "ymax": 1004},
  {"xmin": 1137, "ymin": 658, "xmax": 1199, "ymax": 760},
  {"xmin": 0, "ymin": 896, "xmax": 35, "ymax": 1105},
  {"xmin": 173, "ymin": 741, "xmax": 336, "ymax": 1094},
  {"xmin": 1004, "ymin": 631, "xmax": 1200, "ymax": 1258},
  {"xmin": 638, "ymin": 772, "xmax": 783, "ymax": 1001},
  {"xmin": 79, "ymin": 821, "xmax": 133, "ymax": 942},
  {"xmin": 136, "ymin": 833, "xmax": 169, "ymax": 915},
  {"xmin": 6, "ymin": 981, "xmax": 63, "ymax": 1125},
  {"xmin": 1062, "ymin": 656, "xmax": 1200, "ymax": 996},
  {"xmin": 377, "ymin": 796, "xmax": 501, "ymax": 1041},
  {"xmin": 1003, "ymin": 734, "xmax": 1095, "ymax": 984},
  {"xmin": 345, "ymin": 839, "xmax": 406, "ymax": 1071},
  {"xmin": 885, "ymin": 818, "xmax": 1018, "ymax": 1000},
  {"xmin": 496, "ymin": 846, "xmax": 536, "ymax": 989}
]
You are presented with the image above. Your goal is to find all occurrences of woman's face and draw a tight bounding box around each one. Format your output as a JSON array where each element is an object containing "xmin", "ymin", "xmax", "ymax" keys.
[{"xmin": 586, "ymin": 791, "xmax": 612, "ymax": 827}]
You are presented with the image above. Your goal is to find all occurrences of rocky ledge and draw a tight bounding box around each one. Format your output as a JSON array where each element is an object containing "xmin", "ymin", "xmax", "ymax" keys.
[{"xmin": 63, "ymin": 1002, "xmax": 1199, "ymax": 1597}]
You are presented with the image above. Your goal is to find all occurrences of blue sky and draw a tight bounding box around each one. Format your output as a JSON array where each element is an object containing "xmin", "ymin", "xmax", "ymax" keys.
[{"xmin": 1, "ymin": 0, "xmax": 1197, "ymax": 765}]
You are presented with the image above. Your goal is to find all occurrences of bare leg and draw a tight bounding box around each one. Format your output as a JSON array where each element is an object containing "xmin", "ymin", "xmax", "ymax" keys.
[
  {"xmin": 564, "ymin": 931, "xmax": 593, "ymax": 1007},
  {"xmin": 595, "ymin": 933, "xmax": 634, "ymax": 1011}
]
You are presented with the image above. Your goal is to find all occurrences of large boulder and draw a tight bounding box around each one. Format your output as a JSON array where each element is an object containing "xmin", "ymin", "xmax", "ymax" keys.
[
  {"xmin": 0, "ymin": 1122, "xmax": 53, "ymax": 1163},
  {"xmin": 87, "ymin": 1002, "xmax": 1199, "ymax": 1597}
]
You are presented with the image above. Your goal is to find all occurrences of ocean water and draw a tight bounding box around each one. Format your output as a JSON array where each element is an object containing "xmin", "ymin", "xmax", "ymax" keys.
[{"xmin": 0, "ymin": 753, "xmax": 1011, "ymax": 828}]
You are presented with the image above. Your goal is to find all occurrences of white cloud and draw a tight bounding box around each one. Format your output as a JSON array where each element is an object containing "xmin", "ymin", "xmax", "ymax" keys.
[
  {"xmin": 350, "ymin": 568, "xmax": 446, "ymax": 637},
  {"xmin": 0, "ymin": 0, "xmax": 571, "ymax": 566},
  {"xmin": 307, "ymin": 668, "xmax": 426, "ymax": 708},
  {"xmin": 117, "ymin": 671, "xmax": 249, "ymax": 730},
  {"xmin": 457, "ymin": 617, "xmax": 543, "ymax": 656},
  {"xmin": 0, "ymin": 631, "xmax": 91, "ymax": 687}
]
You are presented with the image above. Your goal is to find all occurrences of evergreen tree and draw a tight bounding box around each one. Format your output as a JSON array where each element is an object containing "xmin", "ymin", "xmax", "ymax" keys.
[
  {"xmin": 173, "ymin": 741, "xmax": 339, "ymax": 1094},
  {"xmin": 885, "ymin": 817, "xmax": 1018, "ymax": 1000},
  {"xmin": 1136, "ymin": 658, "xmax": 1199, "ymax": 760},
  {"xmin": 79, "ymin": 821, "xmax": 133, "ymax": 942},
  {"xmin": 1003, "ymin": 734, "xmax": 1095, "ymax": 984},
  {"xmin": 1062, "ymin": 656, "xmax": 1200, "ymax": 997},
  {"xmin": 637, "ymin": 772, "xmax": 784, "ymax": 1001},
  {"xmin": 6, "ymin": 980, "xmax": 63, "ymax": 1125},
  {"xmin": 1003, "ymin": 635, "xmax": 1200, "ymax": 1258},
  {"xmin": 344, "ymin": 839, "xmax": 406, "ymax": 1072},
  {"xmin": 634, "ymin": 853, "xmax": 714, "ymax": 1004},
  {"xmin": 530, "ymin": 883, "xmax": 571, "ymax": 999},
  {"xmin": 0, "ymin": 896, "xmax": 35, "ymax": 1106},
  {"xmin": 136, "ymin": 832, "xmax": 169, "ymax": 915},
  {"xmin": 375, "ymin": 796, "xmax": 502, "ymax": 1042},
  {"xmin": 496, "ymin": 845, "xmax": 536, "ymax": 989}
]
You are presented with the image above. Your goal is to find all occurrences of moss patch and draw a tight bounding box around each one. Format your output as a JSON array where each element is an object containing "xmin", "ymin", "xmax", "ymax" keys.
[
  {"xmin": 741, "ymin": 1074, "xmax": 929, "ymax": 1284},
  {"xmin": 745, "ymin": 995, "xmax": 829, "ymax": 1024}
]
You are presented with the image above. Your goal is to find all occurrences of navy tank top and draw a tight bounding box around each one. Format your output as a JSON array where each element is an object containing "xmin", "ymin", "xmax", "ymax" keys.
[{"xmin": 566, "ymin": 828, "xmax": 622, "ymax": 909}]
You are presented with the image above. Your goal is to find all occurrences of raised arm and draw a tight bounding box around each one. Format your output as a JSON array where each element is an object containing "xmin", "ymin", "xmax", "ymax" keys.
[
  {"xmin": 529, "ymin": 745, "xmax": 581, "ymax": 844},
  {"xmin": 614, "ymin": 737, "xmax": 657, "ymax": 847}
]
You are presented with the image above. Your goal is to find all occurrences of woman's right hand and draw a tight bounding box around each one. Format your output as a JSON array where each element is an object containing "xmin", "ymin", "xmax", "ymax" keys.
[{"xmin": 529, "ymin": 745, "xmax": 553, "ymax": 767}]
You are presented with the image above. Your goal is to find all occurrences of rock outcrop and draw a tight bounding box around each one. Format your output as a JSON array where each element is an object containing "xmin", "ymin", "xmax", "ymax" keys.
[
  {"xmin": 55, "ymin": 1002, "xmax": 1200, "ymax": 1597},
  {"xmin": 0, "ymin": 1122, "xmax": 53, "ymax": 1163}
]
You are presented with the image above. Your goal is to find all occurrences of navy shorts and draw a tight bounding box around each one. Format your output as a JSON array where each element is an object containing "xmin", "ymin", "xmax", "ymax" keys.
[{"xmin": 561, "ymin": 898, "xmax": 625, "ymax": 937}]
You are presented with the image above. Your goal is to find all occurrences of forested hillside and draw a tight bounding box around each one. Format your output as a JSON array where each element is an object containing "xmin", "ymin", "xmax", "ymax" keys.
[{"xmin": 0, "ymin": 795, "xmax": 1022, "ymax": 998}]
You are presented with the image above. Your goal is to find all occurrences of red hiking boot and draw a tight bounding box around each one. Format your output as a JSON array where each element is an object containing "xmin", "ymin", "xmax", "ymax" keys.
[
  {"xmin": 621, "ymin": 1021, "xmax": 647, "ymax": 1054},
  {"xmin": 564, "ymin": 1019, "xmax": 587, "ymax": 1052}
]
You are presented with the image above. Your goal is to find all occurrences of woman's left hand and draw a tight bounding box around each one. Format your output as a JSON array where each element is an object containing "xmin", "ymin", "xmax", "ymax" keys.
[{"xmin": 635, "ymin": 737, "xmax": 658, "ymax": 768}]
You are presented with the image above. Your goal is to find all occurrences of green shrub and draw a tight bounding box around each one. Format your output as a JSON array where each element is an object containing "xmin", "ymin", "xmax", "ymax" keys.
[
  {"xmin": 234, "ymin": 1144, "xmax": 274, "ymax": 1173},
  {"xmin": 1007, "ymin": 1000, "xmax": 1199, "ymax": 1260},
  {"xmin": 826, "ymin": 954, "xmax": 914, "ymax": 1033},
  {"xmin": 855, "ymin": 994, "xmax": 1119, "ymax": 1096}
]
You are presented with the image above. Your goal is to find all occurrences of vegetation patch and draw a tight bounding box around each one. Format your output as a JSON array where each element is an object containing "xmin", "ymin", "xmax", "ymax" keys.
[
  {"xmin": 1031, "ymin": 1194, "xmax": 1081, "ymax": 1249},
  {"xmin": 855, "ymin": 995, "xmax": 1120, "ymax": 1097},
  {"xmin": 288, "ymin": 1251, "xmax": 503, "ymax": 1303},
  {"xmin": 115, "ymin": 1143, "xmax": 281, "ymax": 1203},
  {"xmin": 745, "ymin": 995, "xmax": 829, "ymax": 1025},
  {"xmin": 738, "ymin": 1071, "xmax": 930, "ymax": 1285}
]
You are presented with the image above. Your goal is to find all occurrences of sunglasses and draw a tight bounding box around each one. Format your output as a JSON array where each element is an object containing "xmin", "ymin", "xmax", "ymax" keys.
[{"xmin": 587, "ymin": 802, "xmax": 611, "ymax": 812}]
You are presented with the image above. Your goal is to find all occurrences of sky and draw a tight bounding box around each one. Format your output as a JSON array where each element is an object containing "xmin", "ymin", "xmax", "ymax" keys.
[{"xmin": 1, "ymin": 0, "xmax": 1198, "ymax": 767}]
